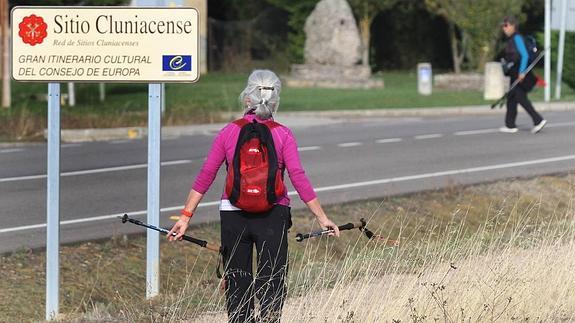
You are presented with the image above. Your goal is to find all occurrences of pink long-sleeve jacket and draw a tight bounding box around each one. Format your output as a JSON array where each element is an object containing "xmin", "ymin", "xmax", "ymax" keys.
[{"xmin": 192, "ymin": 114, "xmax": 317, "ymax": 208}]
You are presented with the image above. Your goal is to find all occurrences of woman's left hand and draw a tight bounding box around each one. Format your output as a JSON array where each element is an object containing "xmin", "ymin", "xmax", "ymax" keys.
[{"xmin": 317, "ymin": 216, "xmax": 340, "ymax": 237}]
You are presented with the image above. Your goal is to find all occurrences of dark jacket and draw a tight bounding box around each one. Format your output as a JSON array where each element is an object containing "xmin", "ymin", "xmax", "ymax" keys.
[{"xmin": 504, "ymin": 32, "xmax": 536, "ymax": 91}]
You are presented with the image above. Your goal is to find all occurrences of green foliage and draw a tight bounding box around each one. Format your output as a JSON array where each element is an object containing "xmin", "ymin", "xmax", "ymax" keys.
[
  {"xmin": 372, "ymin": 1, "xmax": 452, "ymax": 70},
  {"xmin": 211, "ymin": 0, "xmax": 270, "ymax": 20},
  {"xmin": 426, "ymin": 0, "xmax": 525, "ymax": 71},
  {"xmin": 348, "ymin": 0, "xmax": 398, "ymax": 66},
  {"xmin": 535, "ymin": 31, "xmax": 575, "ymax": 90},
  {"xmin": 348, "ymin": 0, "xmax": 397, "ymax": 19},
  {"xmin": 266, "ymin": 0, "xmax": 318, "ymax": 63}
]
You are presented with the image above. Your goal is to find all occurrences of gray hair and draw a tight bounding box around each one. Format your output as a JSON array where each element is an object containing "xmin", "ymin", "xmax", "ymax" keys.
[{"xmin": 239, "ymin": 70, "xmax": 282, "ymax": 120}]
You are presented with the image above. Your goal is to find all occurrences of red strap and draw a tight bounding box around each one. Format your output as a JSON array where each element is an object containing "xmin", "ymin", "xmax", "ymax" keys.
[
  {"xmin": 180, "ymin": 209, "xmax": 193, "ymax": 218},
  {"xmin": 233, "ymin": 119, "xmax": 250, "ymax": 127},
  {"xmin": 266, "ymin": 121, "xmax": 281, "ymax": 129},
  {"xmin": 233, "ymin": 118, "xmax": 282, "ymax": 129}
]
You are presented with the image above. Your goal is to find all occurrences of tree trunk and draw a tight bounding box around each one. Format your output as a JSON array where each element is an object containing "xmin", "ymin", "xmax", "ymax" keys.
[
  {"xmin": 359, "ymin": 15, "xmax": 371, "ymax": 67},
  {"xmin": 448, "ymin": 21, "xmax": 462, "ymax": 74},
  {"xmin": 1, "ymin": 0, "xmax": 11, "ymax": 108},
  {"xmin": 99, "ymin": 83, "xmax": 106, "ymax": 102},
  {"xmin": 477, "ymin": 48, "xmax": 490, "ymax": 73},
  {"xmin": 477, "ymin": 39, "xmax": 497, "ymax": 72},
  {"xmin": 67, "ymin": 83, "xmax": 76, "ymax": 107}
]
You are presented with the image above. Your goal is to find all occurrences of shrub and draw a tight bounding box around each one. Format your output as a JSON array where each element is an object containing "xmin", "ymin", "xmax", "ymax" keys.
[{"xmin": 536, "ymin": 31, "xmax": 575, "ymax": 89}]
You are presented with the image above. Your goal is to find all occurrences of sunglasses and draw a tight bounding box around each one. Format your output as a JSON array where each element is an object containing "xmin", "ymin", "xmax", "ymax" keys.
[{"xmin": 258, "ymin": 86, "xmax": 274, "ymax": 91}]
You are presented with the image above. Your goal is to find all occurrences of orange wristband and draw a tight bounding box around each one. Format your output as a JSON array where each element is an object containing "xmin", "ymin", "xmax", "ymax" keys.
[{"xmin": 180, "ymin": 209, "xmax": 193, "ymax": 218}]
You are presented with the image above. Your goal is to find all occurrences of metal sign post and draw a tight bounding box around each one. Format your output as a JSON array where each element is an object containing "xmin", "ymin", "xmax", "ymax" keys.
[
  {"xmin": 147, "ymin": 83, "xmax": 162, "ymax": 298},
  {"xmin": 46, "ymin": 83, "xmax": 60, "ymax": 321},
  {"xmin": 544, "ymin": 0, "xmax": 551, "ymax": 102},
  {"xmin": 555, "ymin": 0, "xmax": 568, "ymax": 99}
]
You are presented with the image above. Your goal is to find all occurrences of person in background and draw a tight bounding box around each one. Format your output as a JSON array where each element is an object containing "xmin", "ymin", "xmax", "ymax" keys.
[
  {"xmin": 168, "ymin": 70, "xmax": 340, "ymax": 323},
  {"xmin": 500, "ymin": 15, "xmax": 547, "ymax": 134}
]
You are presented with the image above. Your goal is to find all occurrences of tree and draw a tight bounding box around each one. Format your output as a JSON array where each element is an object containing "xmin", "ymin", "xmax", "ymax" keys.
[
  {"xmin": 348, "ymin": 0, "xmax": 397, "ymax": 67},
  {"xmin": 266, "ymin": 0, "xmax": 317, "ymax": 63},
  {"xmin": 426, "ymin": 0, "xmax": 524, "ymax": 73}
]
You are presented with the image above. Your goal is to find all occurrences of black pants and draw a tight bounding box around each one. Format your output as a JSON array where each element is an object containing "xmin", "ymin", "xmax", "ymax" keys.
[
  {"xmin": 505, "ymin": 85, "xmax": 543, "ymax": 128},
  {"xmin": 221, "ymin": 205, "xmax": 292, "ymax": 323}
]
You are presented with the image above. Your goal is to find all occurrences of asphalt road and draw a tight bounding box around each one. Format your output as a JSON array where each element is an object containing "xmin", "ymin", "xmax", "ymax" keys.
[{"xmin": 1, "ymin": 111, "xmax": 575, "ymax": 253}]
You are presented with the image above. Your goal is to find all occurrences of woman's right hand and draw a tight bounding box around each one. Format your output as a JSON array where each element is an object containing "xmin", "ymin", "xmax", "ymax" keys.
[
  {"xmin": 306, "ymin": 198, "xmax": 340, "ymax": 237},
  {"xmin": 167, "ymin": 216, "xmax": 190, "ymax": 241},
  {"xmin": 317, "ymin": 215, "xmax": 340, "ymax": 237}
]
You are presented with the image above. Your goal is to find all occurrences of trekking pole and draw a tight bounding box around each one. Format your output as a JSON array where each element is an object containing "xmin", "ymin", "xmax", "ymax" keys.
[
  {"xmin": 295, "ymin": 219, "xmax": 365, "ymax": 242},
  {"xmin": 120, "ymin": 214, "xmax": 221, "ymax": 252},
  {"xmin": 295, "ymin": 218, "xmax": 400, "ymax": 245},
  {"xmin": 490, "ymin": 49, "xmax": 546, "ymax": 109}
]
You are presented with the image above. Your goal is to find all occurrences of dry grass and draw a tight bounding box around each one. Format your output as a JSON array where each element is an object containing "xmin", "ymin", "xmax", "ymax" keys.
[
  {"xmin": 1, "ymin": 174, "xmax": 573, "ymax": 322},
  {"xmin": 0, "ymin": 105, "xmax": 46, "ymax": 141},
  {"xmin": 192, "ymin": 185, "xmax": 575, "ymax": 322},
  {"xmin": 280, "ymin": 211, "xmax": 575, "ymax": 322}
]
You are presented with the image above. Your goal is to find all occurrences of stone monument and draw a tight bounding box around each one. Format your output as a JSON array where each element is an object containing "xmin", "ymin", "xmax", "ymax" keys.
[
  {"xmin": 483, "ymin": 61, "xmax": 506, "ymax": 100},
  {"xmin": 285, "ymin": 0, "xmax": 384, "ymax": 89}
]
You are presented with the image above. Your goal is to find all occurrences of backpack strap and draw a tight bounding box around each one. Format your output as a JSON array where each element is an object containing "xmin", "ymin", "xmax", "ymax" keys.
[
  {"xmin": 265, "ymin": 120, "xmax": 282, "ymax": 129},
  {"xmin": 233, "ymin": 118, "xmax": 282, "ymax": 128},
  {"xmin": 233, "ymin": 118, "xmax": 250, "ymax": 128}
]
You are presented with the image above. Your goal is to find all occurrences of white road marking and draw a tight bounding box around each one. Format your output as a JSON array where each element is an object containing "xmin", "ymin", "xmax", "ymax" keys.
[
  {"xmin": 0, "ymin": 148, "xmax": 24, "ymax": 153},
  {"xmin": 298, "ymin": 146, "xmax": 321, "ymax": 152},
  {"xmin": 546, "ymin": 121, "xmax": 575, "ymax": 128},
  {"xmin": 311, "ymin": 154, "xmax": 575, "ymax": 193},
  {"xmin": 0, "ymin": 201, "xmax": 220, "ymax": 234},
  {"xmin": 414, "ymin": 134, "xmax": 443, "ymax": 140},
  {"xmin": 452, "ymin": 121, "xmax": 575, "ymax": 136},
  {"xmin": 454, "ymin": 129, "xmax": 499, "ymax": 136},
  {"xmin": 62, "ymin": 144, "xmax": 82, "ymax": 148},
  {"xmin": 375, "ymin": 138, "xmax": 402, "ymax": 144},
  {"xmin": 4, "ymin": 154, "xmax": 575, "ymax": 234},
  {"xmin": 338, "ymin": 142, "xmax": 363, "ymax": 147},
  {"xmin": 110, "ymin": 140, "xmax": 131, "ymax": 144},
  {"xmin": 0, "ymin": 160, "xmax": 192, "ymax": 183}
]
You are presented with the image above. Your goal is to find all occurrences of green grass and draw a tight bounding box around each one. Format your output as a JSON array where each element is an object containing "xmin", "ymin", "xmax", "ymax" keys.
[{"xmin": 281, "ymin": 71, "xmax": 484, "ymax": 110}]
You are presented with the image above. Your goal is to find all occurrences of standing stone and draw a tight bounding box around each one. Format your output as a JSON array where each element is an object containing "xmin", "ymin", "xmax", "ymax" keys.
[
  {"xmin": 286, "ymin": 0, "xmax": 383, "ymax": 89},
  {"xmin": 304, "ymin": 0, "xmax": 362, "ymax": 66}
]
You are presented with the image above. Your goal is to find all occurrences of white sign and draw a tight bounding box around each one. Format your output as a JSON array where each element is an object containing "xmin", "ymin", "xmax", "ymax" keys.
[
  {"xmin": 11, "ymin": 7, "xmax": 199, "ymax": 82},
  {"xmin": 417, "ymin": 63, "xmax": 432, "ymax": 96},
  {"xmin": 551, "ymin": 0, "xmax": 575, "ymax": 31}
]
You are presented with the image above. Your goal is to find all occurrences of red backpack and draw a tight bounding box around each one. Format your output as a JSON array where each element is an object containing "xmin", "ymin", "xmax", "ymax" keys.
[{"xmin": 225, "ymin": 119, "xmax": 286, "ymax": 213}]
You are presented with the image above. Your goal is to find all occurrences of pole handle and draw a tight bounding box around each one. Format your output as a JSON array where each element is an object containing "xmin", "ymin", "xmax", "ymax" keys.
[{"xmin": 295, "ymin": 221, "xmax": 365, "ymax": 242}]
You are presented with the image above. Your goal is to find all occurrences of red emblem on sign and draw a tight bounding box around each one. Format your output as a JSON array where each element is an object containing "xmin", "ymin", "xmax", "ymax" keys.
[{"xmin": 18, "ymin": 15, "xmax": 48, "ymax": 46}]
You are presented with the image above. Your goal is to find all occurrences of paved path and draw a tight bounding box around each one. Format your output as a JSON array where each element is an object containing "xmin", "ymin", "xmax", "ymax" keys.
[{"xmin": 1, "ymin": 111, "xmax": 574, "ymax": 253}]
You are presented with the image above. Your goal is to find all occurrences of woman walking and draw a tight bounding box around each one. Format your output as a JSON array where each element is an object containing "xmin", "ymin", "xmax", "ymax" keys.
[
  {"xmin": 500, "ymin": 15, "xmax": 547, "ymax": 134},
  {"xmin": 168, "ymin": 70, "xmax": 339, "ymax": 322}
]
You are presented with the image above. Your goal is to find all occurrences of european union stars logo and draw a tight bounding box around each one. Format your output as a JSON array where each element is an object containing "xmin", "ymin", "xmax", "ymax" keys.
[{"xmin": 162, "ymin": 55, "xmax": 192, "ymax": 72}]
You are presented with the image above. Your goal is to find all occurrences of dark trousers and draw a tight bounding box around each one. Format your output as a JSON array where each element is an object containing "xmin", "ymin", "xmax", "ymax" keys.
[
  {"xmin": 220, "ymin": 205, "xmax": 292, "ymax": 323},
  {"xmin": 505, "ymin": 85, "xmax": 543, "ymax": 128}
]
